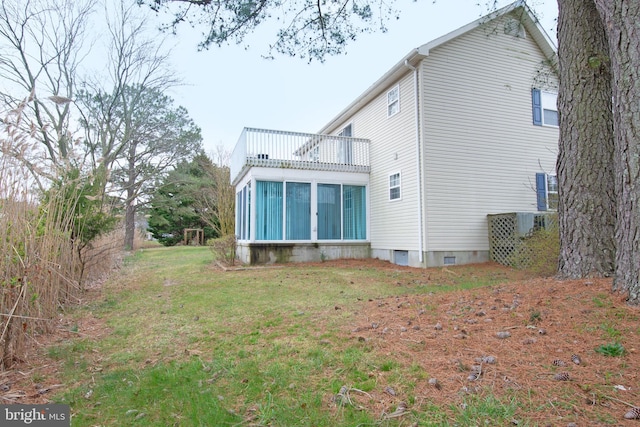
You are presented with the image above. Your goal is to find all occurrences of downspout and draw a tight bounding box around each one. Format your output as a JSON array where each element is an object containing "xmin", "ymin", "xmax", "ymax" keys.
[{"xmin": 404, "ymin": 59, "xmax": 424, "ymax": 264}]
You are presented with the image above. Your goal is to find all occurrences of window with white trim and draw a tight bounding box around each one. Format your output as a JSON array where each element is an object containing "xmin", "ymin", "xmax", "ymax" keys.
[
  {"xmin": 252, "ymin": 180, "xmax": 367, "ymax": 242},
  {"xmin": 339, "ymin": 124, "xmax": 352, "ymax": 137},
  {"xmin": 338, "ymin": 124, "xmax": 353, "ymax": 164},
  {"xmin": 536, "ymin": 173, "xmax": 558, "ymax": 211},
  {"xmin": 387, "ymin": 85, "xmax": 400, "ymax": 117},
  {"xmin": 389, "ymin": 172, "xmax": 401, "ymax": 200},
  {"xmin": 532, "ymin": 89, "xmax": 558, "ymax": 126}
]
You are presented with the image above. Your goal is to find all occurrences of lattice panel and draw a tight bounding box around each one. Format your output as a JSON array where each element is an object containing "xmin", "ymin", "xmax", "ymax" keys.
[{"xmin": 487, "ymin": 213, "xmax": 518, "ymax": 266}]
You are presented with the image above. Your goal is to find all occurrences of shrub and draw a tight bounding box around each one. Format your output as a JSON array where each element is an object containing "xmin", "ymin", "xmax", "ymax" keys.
[
  {"xmin": 508, "ymin": 215, "xmax": 559, "ymax": 276},
  {"xmin": 208, "ymin": 235, "xmax": 237, "ymax": 266}
]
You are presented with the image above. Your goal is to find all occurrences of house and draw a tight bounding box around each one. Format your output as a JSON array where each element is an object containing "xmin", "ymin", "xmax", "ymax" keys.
[{"xmin": 230, "ymin": 0, "xmax": 559, "ymax": 267}]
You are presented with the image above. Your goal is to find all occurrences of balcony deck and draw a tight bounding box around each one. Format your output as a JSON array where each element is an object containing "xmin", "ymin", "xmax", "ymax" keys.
[{"xmin": 230, "ymin": 128, "xmax": 370, "ymax": 185}]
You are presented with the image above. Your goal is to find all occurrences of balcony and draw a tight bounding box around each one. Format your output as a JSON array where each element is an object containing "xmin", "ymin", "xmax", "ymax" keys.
[{"xmin": 230, "ymin": 128, "xmax": 371, "ymax": 185}]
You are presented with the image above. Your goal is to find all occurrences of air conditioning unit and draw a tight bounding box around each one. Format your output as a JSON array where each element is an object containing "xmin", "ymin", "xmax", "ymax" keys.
[
  {"xmin": 515, "ymin": 212, "xmax": 535, "ymax": 237},
  {"xmin": 515, "ymin": 212, "xmax": 554, "ymax": 237}
]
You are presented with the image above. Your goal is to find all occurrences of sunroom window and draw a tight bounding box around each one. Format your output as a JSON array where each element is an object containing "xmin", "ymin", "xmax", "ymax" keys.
[
  {"xmin": 254, "ymin": 180, "xmax": 366, "ymax": 241},
  {"xmin": 318, "ymin": 184, "xmax": 341, "ymax": 239},
  {"xmin": 236, "ymin": 184, "xmax": 251, "ymax": 240},
  {"xmin": 285, "ymin": 182, "xmax": 311, "ymax": 240},
  {"xmin": 255, "ymin": 181, "xmax": 283, "ymax": 240},
  {"xmin": 343, "ymin": 185, "xmax": 366, "ymax": 240}
]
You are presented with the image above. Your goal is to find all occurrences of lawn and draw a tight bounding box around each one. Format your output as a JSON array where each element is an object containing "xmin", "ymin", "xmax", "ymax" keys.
[{"xmin": 9, "ymin": 246, "xmax": 639, "ymax": 426}]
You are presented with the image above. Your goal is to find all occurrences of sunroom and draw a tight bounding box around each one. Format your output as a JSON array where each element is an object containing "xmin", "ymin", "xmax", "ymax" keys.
[{"xmin": 230, "ymin": 128, "xmax": 371, "ymax": 264}]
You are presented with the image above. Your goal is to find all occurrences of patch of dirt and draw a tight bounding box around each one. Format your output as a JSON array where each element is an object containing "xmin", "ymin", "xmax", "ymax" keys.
[
  {"xmin": 335, "ymin": 271, "xmax": 640, "ymax": 424},
  {"xmin": 0, "ymin": 287, "xmax": 111, "ymax": 405}
]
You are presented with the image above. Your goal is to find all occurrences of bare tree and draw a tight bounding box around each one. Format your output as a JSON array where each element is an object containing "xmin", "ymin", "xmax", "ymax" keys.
[
  {"xmin": 0, "ymin": 0, "xmax": 93, "ymax": 175},
  {"xmin": 76, "ymin": 0, "xmax": 187, "ymax": 249},
  {"xmin": 78, "ymin": 0, "xmax": 179, "ymax": 172},
  {"xmin": 195, "ymin": 146, "xmax": 236, "ymax": 237}
]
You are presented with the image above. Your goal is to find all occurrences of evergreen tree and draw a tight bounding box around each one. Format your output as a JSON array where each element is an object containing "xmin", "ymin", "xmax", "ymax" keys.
[{"xmin": 147, "ymin": 154, "xmax": 218, "ymax": 246}]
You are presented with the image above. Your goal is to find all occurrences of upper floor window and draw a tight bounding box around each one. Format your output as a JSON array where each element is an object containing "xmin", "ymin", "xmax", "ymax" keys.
[
  {"xmin": 387, "ymin": 85, "xmax": 400, "ymax": 117},
  {"xmin": 389, "ymin": 172, "xmax": 401, "ymax": 200},
  {"xmin": 532, "ymin": 89, "xmax": 558, "ymax": 127},
  {"xmin": 339, "ymin": 124, "xmax": 352, "ymax": 137}
]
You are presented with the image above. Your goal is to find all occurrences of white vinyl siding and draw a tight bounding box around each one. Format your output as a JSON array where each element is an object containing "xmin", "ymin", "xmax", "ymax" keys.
[
  {"xmin": 326, "ymin": 73, "xmax": 419, "ymax": 252},
  {"xmin": 420, "ymin": 12, "xmax": 558, "ymax": 252},
  {"xmin": 367, "ymin": 76, "xmax": 418, "ymax": 252}
]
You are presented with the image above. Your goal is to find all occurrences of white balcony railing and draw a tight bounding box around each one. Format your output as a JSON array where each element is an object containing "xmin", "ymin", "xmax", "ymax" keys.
[{"xmin": 230, "ymin": 128, "xmax": 370, "ymax": 184}]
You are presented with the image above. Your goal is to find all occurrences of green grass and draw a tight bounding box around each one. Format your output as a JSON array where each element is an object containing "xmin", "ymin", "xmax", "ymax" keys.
[
  {"xmin": 50, "ymin": 247, "xmax": 538, "ymax": 426},
  {"xmin": 595, "ymin": 342, "xmax": 626, "ymax": 357},
  {"xmin": 453, "ymin": 395, "xmax": 519, "ymax": 425},
  {"xmin": 599, "ymin": 322, "xmax": 622, "ymax": 339}
]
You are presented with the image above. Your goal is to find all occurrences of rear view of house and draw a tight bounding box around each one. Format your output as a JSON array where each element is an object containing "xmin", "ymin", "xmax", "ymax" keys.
[{"xmin": 230, "ymin": 0, "xmax": 559, "ymax": 267}]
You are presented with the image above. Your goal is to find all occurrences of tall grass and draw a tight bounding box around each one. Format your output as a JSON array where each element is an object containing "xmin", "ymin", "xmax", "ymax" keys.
[
  {"xmin": 0, "ymin": 103, "xmax": 121, "ymax": 369},
  {"xmin": 0, "ymin": 156, "xmax": 71, "ymax": 367}
]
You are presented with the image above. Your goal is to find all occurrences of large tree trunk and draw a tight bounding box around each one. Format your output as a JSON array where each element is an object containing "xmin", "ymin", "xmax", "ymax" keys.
[
  {"xmin": 124, "ymin": 144, "xmax": 137, "ymax": 251},
  {"xmin": 124, "ymin": 193, "xmax": 136, "ymax": 251},
  {"xmin": 595, "ymin": 0, "xmax": 640, "ymax": 304},
  {"xmin": 556, "ymin": 0, "xmax": 616, "ymax": 278}
]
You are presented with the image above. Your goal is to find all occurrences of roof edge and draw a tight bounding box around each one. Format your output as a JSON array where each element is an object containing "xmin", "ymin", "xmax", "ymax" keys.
[
  {"xmin": 318, "ymin": 1, "xmax": 557, "ymax": 135},
  {"xmin": 317, "ymin": 48, "xmax": 423, "ymax": 135}
]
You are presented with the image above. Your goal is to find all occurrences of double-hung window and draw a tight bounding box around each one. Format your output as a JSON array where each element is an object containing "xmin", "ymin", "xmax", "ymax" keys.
[
  {"xmin": 536, "ymin": 173, "xmax": 558, "ymax": 211},
  {"xmin": 532, "ymin": 89, "xmax": 558, "ymax": 126},
  {"xmin": 389, "ymin": 172, "xmax": 401, "ymax": 200},
  {"xmin": 387, "ymin": 85, "xmax": 400, "ymax": 117}
]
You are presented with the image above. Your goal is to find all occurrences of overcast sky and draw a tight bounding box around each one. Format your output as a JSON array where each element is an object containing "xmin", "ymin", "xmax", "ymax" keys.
[{"xmin": 157, "ymin": 0, "xmax": 558, "ymax": 155}]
